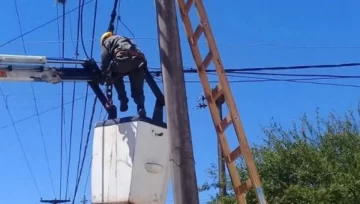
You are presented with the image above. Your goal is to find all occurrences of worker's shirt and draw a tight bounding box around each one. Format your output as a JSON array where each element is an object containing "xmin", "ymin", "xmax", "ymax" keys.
[{"xmin": 101, "ymin": 35, "xmax": 138, "ymax": 71}]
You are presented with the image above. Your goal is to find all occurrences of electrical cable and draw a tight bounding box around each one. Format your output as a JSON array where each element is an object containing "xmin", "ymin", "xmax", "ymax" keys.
[
  {"xmin": 107, "ymin": 0, "xmax": 119, "ymax": 33},
  {"xmin": 0, "ymin": 0, "xmax": 94, "ymax": 49},
  {"xmin": 115, "ymin": 0, "xmax": 121, "ymax": 34},
  {"xmin": 206, "ymin": 73, "xmax": 360, "ymax": 88},
  {"xmin": 75, "ymin": 84, "xmax": 88, "ymax": 188},
  {"xmin": 65, "ymin": 0, "xmax": 83, "ymax": 200},
  {"xmin": 116, "ymin": 0, "xmax": 135, "ymax": 38},
  {"xmin": 233, "ymin": 71, "xmax": 360, "ymax": 79},
  {"xmin": 72, "ymin": 0, "xmax": 99, "ymax": 201},
  {"xmin": 0, "ymin": 86, "xmax": 42, "ymax": 197},
  {"xmin": 75, "ymin": 0, "xmax": 98, "ymax": 187},
  {"xmin": 0, "ymin": 94, "xmax": 94, "ymax": 130},
  {"xmin": 56, "ymin": 2, "xmax": 63, "ymax": 199},
  {"xmin": 178, "ymin": 62, "xmax": 360, "ymax": 73},
  {"xmin": 60, "ymin": 1, "xmax": 67, "ymax": 199},
  {"xmin": 75, "ymin": 0, "xmax": 90, "ymax": 184},
  {"xmin": 71, "ymin": 97, "xmax": 98, "ymax": 204},
  {"xmin": 89, "ymin": 0, "xmax": 98, "ymax": 58},
  {"xmin": 13, "ymin": 0, "xmax": 56, "ymax": 197},
  {"xmin": 82, "ymin": 159, "xmax": 92, "ymax": 196},
  {"xmin": 80, "ymin": 0, "xmax": 90, "ymax": 58}
]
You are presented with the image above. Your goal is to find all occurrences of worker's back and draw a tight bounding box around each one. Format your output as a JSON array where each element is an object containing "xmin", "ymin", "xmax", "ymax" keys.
[{"xmin": 103, "ymin": 35, "xmax": 138, "ymax": 54}]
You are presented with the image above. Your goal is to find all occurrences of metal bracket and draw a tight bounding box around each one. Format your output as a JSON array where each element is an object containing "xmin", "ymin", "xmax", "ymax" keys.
[
  {"xmin": 82, "ymin": 59, "xmax": 117, "ymax": 120},
  {"xmin": 144, "ymin": 67, "xmax": 165, "ymax": 123}
]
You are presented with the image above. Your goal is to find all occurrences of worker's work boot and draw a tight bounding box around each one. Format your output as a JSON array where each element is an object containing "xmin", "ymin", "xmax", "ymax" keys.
[
  {"xmin": 120, "ymin": 98, "xmax": 129, "ymax": 112},
  {"xmin": 137, "ymin": 105, "xmax": 146, "ymax": 118}
]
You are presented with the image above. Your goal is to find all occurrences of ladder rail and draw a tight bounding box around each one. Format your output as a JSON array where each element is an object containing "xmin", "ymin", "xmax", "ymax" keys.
[
  {"xmin": 175, "ymin": 0, "xmax": 267, "ymax": 203},
  {"xmin": 177, "ymin": 1, "xmax": 246, "ymax": 203},
  {"xmin": 194, "ymin": 0, "xmax": 263, "ymax": 189}
]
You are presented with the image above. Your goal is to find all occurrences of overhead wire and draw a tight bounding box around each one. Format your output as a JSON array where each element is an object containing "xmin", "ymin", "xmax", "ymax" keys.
[
  {"xmin": 82, "ymin": 159, "xmax": 92, "ymax": 196},
  {"xmin": 0, "ymin": 87, "xmax": 42, "ymax": 197},
  {"xmin": 56, "ymin": 2, "xmax": 63, "ymax": 199},
  {"xmin": 13, "ymin": 0, "xmax": 56, "ymax": 197},
  {"xmin": 4, "ymin": 1, "xmax": 360, "ymax": 202},
  {"xmin": 74, "ymin": 0, "xmax": 88, "ymax": 191},
  {"xmin": 233, "ymin": 71, "xmax": 360, "ymax": 79},
  {"xmin": 0, "ymin": 0, "xmax": 94, "ymax": 49},
  {"xmin": 75, "ymin": 0, "xmax": 96, "ymax": 194},
  {"xmin": 59, "ymin": 0, "xmax": 67, "ymax": 199},
  {"xmin": 80, "ymin": 0, "xmax": 90, "ymax": 59},
  {"xmin": 115, "ymin": 0, "xmax": 121, "ymax": 34},
  {"xmin": 115, "ymin": 0, "xmax": 135, "ymax": 38},
  {"xmin": 72, "ymin": 97, "xmax": 98, "ymax": 204},
  {"xmin": 180, "ymin": 62, "xmax": 360, "ymax": 73},
  {"xmin": 67, "ymin": 5, "xmax": 78, "ymax": 52},
  {"xmin": 65, "ymin": 0, "xmax": 83, "ymax": 200},
  {"xmin": 5, "ymin": 37, "xmax": 360, "ymax": 50},
  {"xmin": 206, "ymin": 72, "xmax": 360, "ymax": 88},
  {"xmin": 0, "ymin": 94, "xmax": 94, "ymax": 131},
  {"xmin": 72, "ymin": 0, "xmax": 99, "ymax": 201},
  {"xmin": 3, "ymin": 64, "xmax": 358, "ymax": 133}
]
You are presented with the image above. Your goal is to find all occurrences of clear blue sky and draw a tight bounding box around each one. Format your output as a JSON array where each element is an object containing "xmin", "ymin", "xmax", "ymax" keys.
[{"xmin": 1, "ymin": 0, "xmax": 360, "ymax": 203}]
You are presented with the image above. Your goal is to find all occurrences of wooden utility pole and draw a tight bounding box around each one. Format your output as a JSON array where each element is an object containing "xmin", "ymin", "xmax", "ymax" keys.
[
  {"xmin": 216, "ymin": 95, "xmax": 227, "ymax": 197},
  {"xmin": 155, "ymin": 0, "xmax": 200, "ymax": 203}
]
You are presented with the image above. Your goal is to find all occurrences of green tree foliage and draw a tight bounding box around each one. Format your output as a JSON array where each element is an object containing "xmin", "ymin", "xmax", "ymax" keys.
[{"xmin": 199, "ymin": 108, "xmax": 360, "ymax": 204}]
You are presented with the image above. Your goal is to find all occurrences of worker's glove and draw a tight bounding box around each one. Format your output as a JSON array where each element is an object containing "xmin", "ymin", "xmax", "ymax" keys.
[{"xmin": 96, "ymin": 69, "xmax": 107, "ymax": 85}]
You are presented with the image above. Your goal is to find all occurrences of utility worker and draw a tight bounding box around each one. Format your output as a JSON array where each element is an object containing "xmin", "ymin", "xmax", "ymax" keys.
[{"xmin": 100, "ymin": 32, "xmax": 146, "ymax": 117}]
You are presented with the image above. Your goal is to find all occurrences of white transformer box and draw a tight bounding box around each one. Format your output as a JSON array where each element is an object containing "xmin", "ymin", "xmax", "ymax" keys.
[{"xmin": 91, "ymin": 117, "xmax": 170, "ymax": 204}]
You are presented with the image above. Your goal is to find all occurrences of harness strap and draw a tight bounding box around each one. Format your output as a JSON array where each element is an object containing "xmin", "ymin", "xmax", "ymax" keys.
[{"xmin": 114, "ymin": 49, "xmax": 146, "ymax": 60}]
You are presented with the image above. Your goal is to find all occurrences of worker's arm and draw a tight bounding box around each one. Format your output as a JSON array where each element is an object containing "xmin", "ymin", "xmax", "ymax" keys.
[{"xmin": 100, "ymin": 45, "xmax": 112, "ymax": 71}]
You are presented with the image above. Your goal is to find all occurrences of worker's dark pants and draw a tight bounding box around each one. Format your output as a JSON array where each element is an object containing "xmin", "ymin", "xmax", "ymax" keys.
[{"xmin": 112, "ymin": 58, "xmax": 145, "ymax": 109}]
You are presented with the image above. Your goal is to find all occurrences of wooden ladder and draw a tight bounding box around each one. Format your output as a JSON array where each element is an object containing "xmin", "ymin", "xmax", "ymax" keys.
[{"xmin": 175, "ymin": 0, "xmax": 267, "ymax": 203}]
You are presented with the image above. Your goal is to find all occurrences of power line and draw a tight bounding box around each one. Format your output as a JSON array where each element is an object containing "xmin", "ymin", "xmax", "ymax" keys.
[
  {"xmin": 0, "ymin": 71, "xmax": 358, "ymax": 132},
  {"xmin": 82, "ymin": 159, "xmax": 92, "ymax": 196},
  {"xmin": 72, "ymin": 97, "xmax": 98, "ymax": 204},
  {"xmin": 56, "ymin": 1, "xmax": 63, "ymax": 199},
  {"xmin": 151, "ymin": 68, "xmax": 360, "ymax": 79},
  {"xmin": 59, "ymin": 1, "xmax": 67, "ymax": 199},
  {"xmin": 4, "ymin": 38, "xmax": 360, "ymax": 50},
  {"xmin": 89, "ymin": 0, "xmax": 98, "ymax": 57},
  {"xmin": 0, "ymin": 93, "xmax": 93, "ymax": 136},
  {"xmin": 73, "ymin": 0, "xmax": 99, "ymax": 201},
  {"xmin": 65, "ymin": 0, "xmax": 83, "ymax": 199},
  {"xmin": 75, "ymin": 0, "xmax": 98, "ymax": 196},
  {"xmin": 80, "ymin": 0, "xmax": 90, "ymax": 58},
  {"xmin": 205, "ymin": 73, "xmax": 360, "ymax": 88},
  {"xmin": 235, "ymin": 71, "xmax": 360, "ymax": 79},
  {"xmin": 13, "ymin": 0, "xmax": 56, "ymax": 197},
  {"xmin": 0, "ymin": 0, "xmax": 94, "ymax": 49},
  {"xmin": 75, "ymin": 85, "xmax": 89, "ymax": 189},
  {"xmin": 116, "ymin": 0, "xmax": 135, "ymax": 38},
  {"xmin": 175, "ymin": 62, "xmax": 360, "ymax": 73},
  {"xmin": 115, "ymin": 0, "xmax": 121, "ymax": 33},
  {"xmin": 0, "ymin": 86, "xmax": 42, "ymax": 197}
]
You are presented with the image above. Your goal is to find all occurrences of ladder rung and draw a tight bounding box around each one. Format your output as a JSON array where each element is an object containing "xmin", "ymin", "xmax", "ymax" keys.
[
  {"xmin": 225, "ymin": 146, "xmax": 242, "ymax": 163},
  {"xmin": 234, "ymin": 179, "xmax": 253, "ymax": 195},
  {"xmin": 191, "ymin": 24, "xmax": 204, "ymax": 45},
  {"xmin": 200, "ymin": 51, "xmax": 212, "ymax": 71},
  {"xmin": 211, "ymin": 84, "xmax": 223, "ymax": 102},
  {"xmin": 184, "ymin": 0, "xmax": 193, "ymax": 14},
  {"xmin": 216, "ymin": 114, "xmax": 232, "ymax": 133}
]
